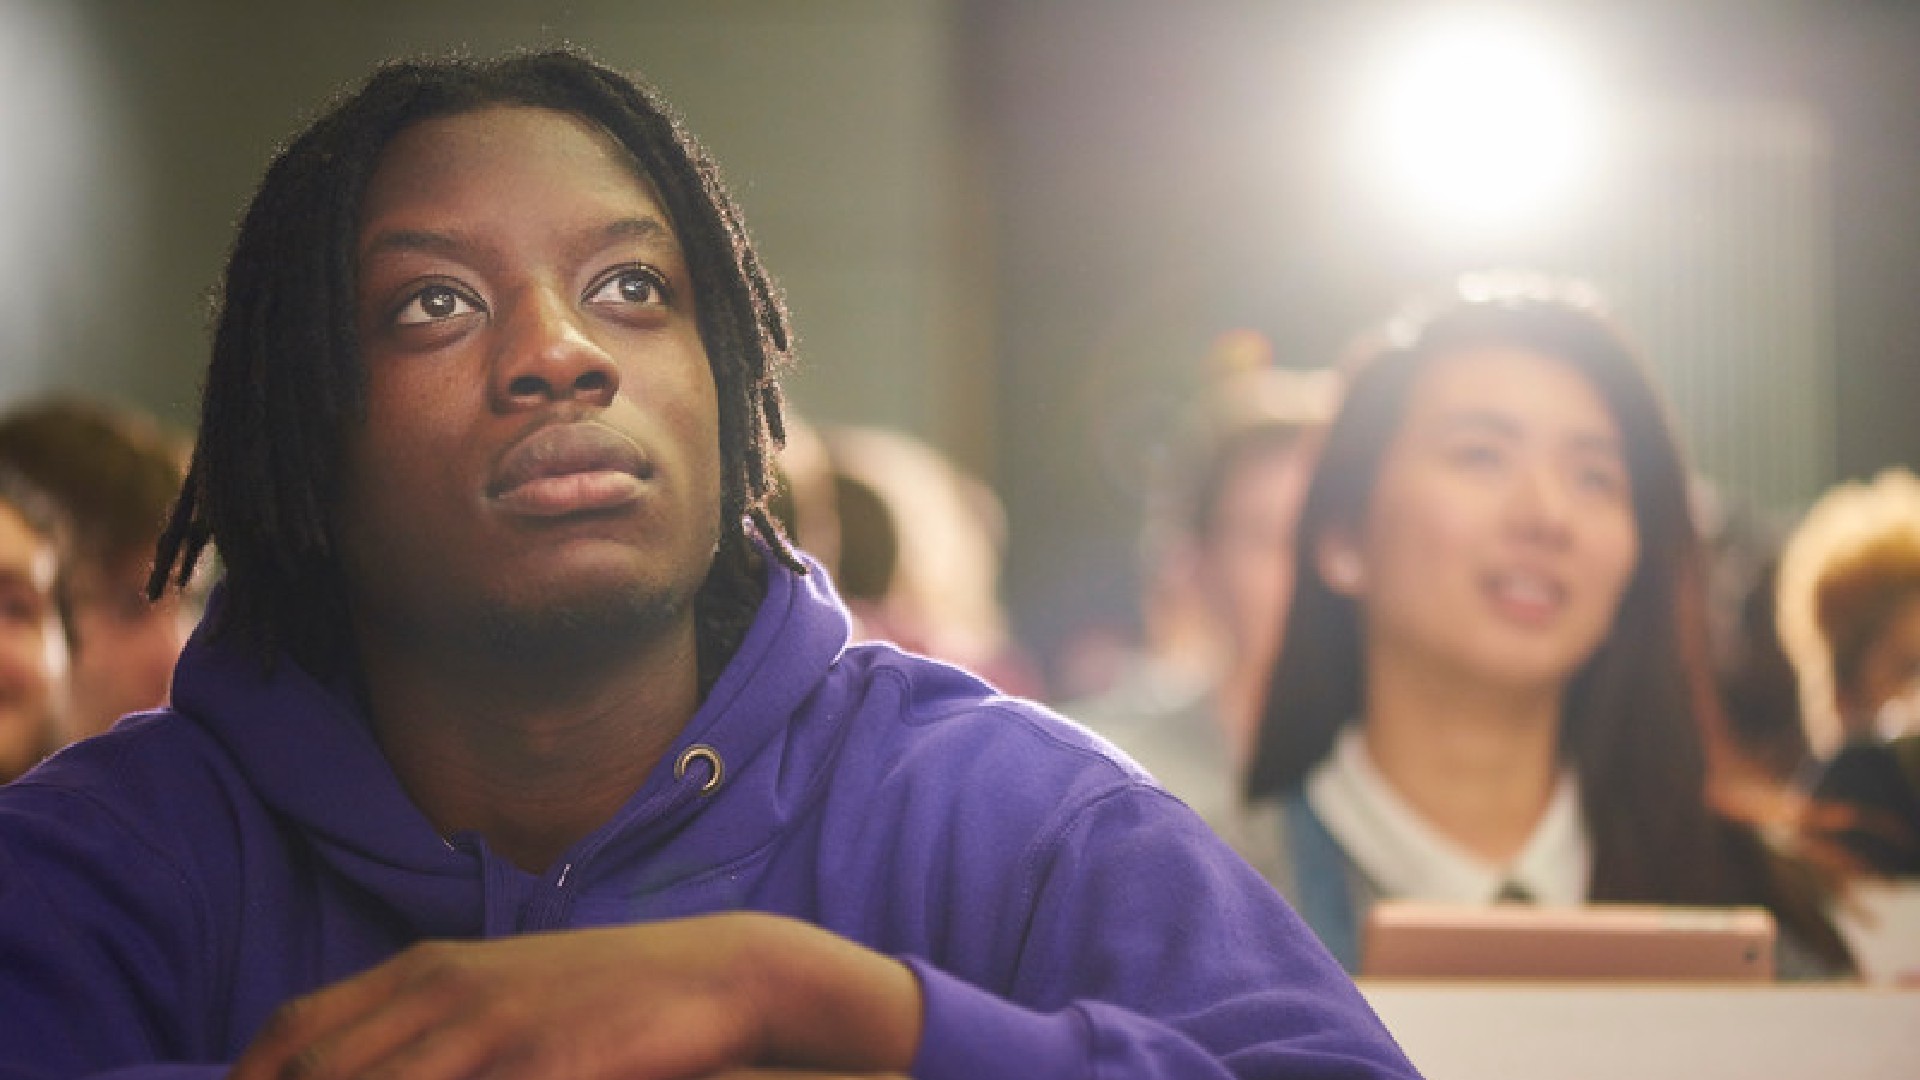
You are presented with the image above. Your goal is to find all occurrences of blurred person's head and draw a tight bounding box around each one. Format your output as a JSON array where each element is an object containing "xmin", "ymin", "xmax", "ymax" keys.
[
  {"xmin": 824, "ymin": 427, "xmax": 1003, "ymax": 651},
  {"xmin": 0, "ymin": 399, "xmax": 190, "ymax": 738},
  {"xmin": 1777, "ymin": 468, "xmax": 1920, "ymax": 756},
  {"xmin": 768, "ymin": 409, "xmax": 840, "ymax": 574},
  {"xmin": 1249, "ymin": 273, "xmax": 1748, "ymax": 904},
  {"xmin": 1142, "ymin": 340, "xmax": 1337, "ymax": 748},
  {"xmin": 147, "ymin": 50, "xmax": 801, "ymax": 687},
  {"xmin": 1719, "ymin": 556, "xmax": 1814, "ymax": 782},
  {"xmin": 823, "ymin": 426, "xmax": 1038, "ymax": 696},
  {"xmin": 0, "ymin": 467, "xmax": 69, "ymax": 781}
]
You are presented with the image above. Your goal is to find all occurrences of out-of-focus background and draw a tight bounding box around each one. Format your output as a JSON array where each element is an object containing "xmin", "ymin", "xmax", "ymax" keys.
[{"xmin": 3, "ymin": 0, "xmax": 1916, "ymax": 695}]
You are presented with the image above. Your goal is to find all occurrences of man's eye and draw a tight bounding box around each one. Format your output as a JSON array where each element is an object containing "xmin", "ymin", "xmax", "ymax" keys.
[
  {"xmin": 586, "ymin": 267, "xmax": 670, "ymax": 308},
  {"xmin": 395, "ymin": 284, "xmax": 482, "ymax": 326}
]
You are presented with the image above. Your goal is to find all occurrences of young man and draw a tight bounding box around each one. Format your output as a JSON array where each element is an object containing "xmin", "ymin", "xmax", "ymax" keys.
[{"xmin": 0, "ymin": 52, "xmax": 1418, "ymax": 1079}]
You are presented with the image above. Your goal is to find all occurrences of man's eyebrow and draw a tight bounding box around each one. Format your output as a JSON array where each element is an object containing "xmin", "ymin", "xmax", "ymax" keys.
[
  {"xmin": 559, "ymin": 216, "xmax": 687, "ymax": 275},
  {"xmin": 359, "ymin": 228, "xmax": 465, "ymax": 262},
  {"xmin": 581, "ymin": 216, "xmax": 681, "ymax": 260},
  {"xmin": 359, "ymin": 218, "xmax": 680, "ymax": 264},
  {"xmin": 601, "ymin": 216, "xmax": 674, "ymax": 246}
]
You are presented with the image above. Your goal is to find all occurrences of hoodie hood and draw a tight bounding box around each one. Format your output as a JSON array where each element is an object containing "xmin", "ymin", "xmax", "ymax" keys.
[
  {"xmin": 6, "ymin": 543, "xmax": 1424, "ymax": 1079},
  {"xmin": 169, "ymin": 551, "xmax": 852, "ymax": 936}
]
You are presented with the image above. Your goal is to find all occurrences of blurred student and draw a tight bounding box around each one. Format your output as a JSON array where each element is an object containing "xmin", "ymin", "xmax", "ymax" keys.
[
  {"xmin": 824, "ymin": 424, "xmax": 1044, "ymax": 699},
  {"xmin": 1065, "ymin": 341, "xmax": 1335, "ymax": 839},
  {"xmin": 1690, "ymin": 479, "xmax": 1815, "ymax": 784},
  {"xmin": 1776, "ymin": 467, "xmax": 1920, "ymax": 876},
  {"xmin": 1241, "ymin": 273, "xmax": 1850, "ymax": 976},
  {"xmin": 0, "ymin": 467, "xmax": 69, "ymax": 782},
  {"xmin": 0, "ymin": 399, "xmax": 192, "ymax": 739},
  {"xmin": 777, "ymin": 419, "xmax": 1042, "ymax": 696},
  {"xmin": 766, "ymin": 408, "xmax": 841, "ymax": 575}
]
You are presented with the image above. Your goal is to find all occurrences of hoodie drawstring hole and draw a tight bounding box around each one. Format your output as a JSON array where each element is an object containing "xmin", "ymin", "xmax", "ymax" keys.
[{"xmin": 674, "ymin": 744, "xmax": 724, "ymax": 796}]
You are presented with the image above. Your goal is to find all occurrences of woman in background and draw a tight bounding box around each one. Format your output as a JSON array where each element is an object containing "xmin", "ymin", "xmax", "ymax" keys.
[{"xmin": 1241, "ymin": 273, "xmax": 1849, "ymax": 977}]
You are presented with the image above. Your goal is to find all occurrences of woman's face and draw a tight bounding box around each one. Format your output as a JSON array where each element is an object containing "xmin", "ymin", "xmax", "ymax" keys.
[{"xmin": 1322, "ymin": 345, "xmax": 1641, "ymax": 697}]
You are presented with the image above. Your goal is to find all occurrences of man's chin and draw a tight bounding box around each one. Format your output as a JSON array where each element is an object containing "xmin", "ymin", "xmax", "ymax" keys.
[{"xmin": 465, "ymin": 581, "xmax": 692, "ymax": 662}]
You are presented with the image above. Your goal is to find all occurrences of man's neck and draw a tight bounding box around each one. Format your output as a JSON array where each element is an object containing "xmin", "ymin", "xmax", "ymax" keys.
[
  {"xmin": 358, "ymin": 618, "xmax": 704, "ymax": 874},
  {"xmin": 1360, "ymin": 648, "xmax": 1564, "ymax": 865}
]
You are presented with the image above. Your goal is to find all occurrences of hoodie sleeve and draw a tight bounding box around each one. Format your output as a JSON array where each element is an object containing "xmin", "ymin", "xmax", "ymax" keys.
[
  {"xmin": 0, "ymin": 1060, "xmax": 224, "ymax": 1068},
  {"xmin": 904, "ymin": 784, "xmax": 1421, "ymax": 1080},
  {"xmin": 0, "ymin": 783, "xmax": 223, "ymax": 1078}
]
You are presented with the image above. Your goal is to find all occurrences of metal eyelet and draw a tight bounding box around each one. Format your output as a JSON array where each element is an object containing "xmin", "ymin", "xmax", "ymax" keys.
[{"xmin": 674, "ymin": 744, "xmax": 724, "ymax": 796}]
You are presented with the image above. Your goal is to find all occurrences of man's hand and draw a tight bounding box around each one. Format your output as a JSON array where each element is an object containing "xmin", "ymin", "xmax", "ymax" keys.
[{"xmin": 228, "ymin": 913, "xmax": 922, "ymax": 1080}]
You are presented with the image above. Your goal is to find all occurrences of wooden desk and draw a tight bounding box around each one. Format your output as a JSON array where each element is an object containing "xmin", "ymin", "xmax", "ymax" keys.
[{"xmin": 1360, "ymin": 983, "xmax": 1919, "ymax": 1080}]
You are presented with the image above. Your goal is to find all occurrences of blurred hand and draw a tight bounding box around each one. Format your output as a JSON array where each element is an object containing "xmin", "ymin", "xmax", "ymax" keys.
[
  {"xmin": 703, "ymin": 1073, "xmax": 912, "ymax": 1079},
  {"xmin": 229, "ymin": 912, "xmax": 921, "ymax": 1080}
]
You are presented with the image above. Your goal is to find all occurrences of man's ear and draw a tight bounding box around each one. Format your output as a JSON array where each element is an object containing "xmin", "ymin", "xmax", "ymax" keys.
[{"xmin": 1315, "ymin": 528, "xmax": 1367, "ymax": 597}]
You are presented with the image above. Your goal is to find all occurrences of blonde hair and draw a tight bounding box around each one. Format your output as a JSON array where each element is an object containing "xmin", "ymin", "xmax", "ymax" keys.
[
  {"xmin": 823, "ymin": 426, "xmax": 1012, "ymax": 663},
  {"xmin": 1776, "ymin": 467, "xmax": 1920, "ymax": 757}
]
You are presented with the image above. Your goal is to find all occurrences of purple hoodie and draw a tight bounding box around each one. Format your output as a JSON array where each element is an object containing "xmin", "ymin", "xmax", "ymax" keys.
[{"xmin": 0, "ymin": 556, "xmax": 1418, "ymax": 1078}]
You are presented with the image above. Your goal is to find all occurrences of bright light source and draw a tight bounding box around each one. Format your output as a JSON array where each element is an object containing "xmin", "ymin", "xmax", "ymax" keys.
[
  {"xmin": 1353, "ymin": 9, "xmax": 1605, "ymax": 242},
  {"xmin": 0, "ymin": 1, "xmax": 120, "ymax": 395}
]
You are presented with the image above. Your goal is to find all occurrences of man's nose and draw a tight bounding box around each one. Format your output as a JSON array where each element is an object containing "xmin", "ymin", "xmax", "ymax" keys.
[{"xmin": 491, "ymin": 288, "xmax": 620, "ymax": 409}]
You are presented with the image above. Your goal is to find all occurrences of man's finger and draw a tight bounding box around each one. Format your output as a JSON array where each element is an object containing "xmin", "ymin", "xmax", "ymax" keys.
[
  {"xmin": 350, "ymin": 1015, "xmax": 513, "ymax": 1080},
  {"xmin": 229, "ymin": 960, "xmax": 417, "ymax": 1080},
  {"xmin": 700, "ymin": 1072, "xmax": 912, "ymax": 1080}
]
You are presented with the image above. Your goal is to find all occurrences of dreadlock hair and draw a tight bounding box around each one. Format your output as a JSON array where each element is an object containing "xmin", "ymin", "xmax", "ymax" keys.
[
  {"xmin": 148, "ymin": 49, "xmax": 803, "ymax": 690},
  {"xmin": 1243, "ymin": 272, "xmax": 1851, "ymax": 969}
]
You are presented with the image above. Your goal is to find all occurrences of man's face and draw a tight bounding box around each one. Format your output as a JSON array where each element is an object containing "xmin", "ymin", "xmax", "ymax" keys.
[
  {"xmin": 0, "ymin": 502, "xmax": 66, "ymax": 780},
  {"xmin": 65, "ymin": 555, "xmax": 192, "ymax": 739},
  {"xmin": 338, "ymin": 105, "xmax": 722, "ymax": 655}
]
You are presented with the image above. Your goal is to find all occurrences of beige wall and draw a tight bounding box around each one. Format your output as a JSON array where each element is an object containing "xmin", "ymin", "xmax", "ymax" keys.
[{"xmin": 0, "ymin": 0, "xmax": 982, "ymax": 461}]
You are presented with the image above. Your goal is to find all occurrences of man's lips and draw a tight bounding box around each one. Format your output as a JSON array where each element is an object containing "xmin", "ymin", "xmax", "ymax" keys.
[{"xmin": 488, "ymin": 423, "xmax": 653, "ymax": 518}]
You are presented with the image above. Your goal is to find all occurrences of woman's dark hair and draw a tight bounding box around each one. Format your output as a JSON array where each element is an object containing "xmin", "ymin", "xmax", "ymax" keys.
[
  {"xmin": 1244, "ymin": 273, "xmax": 1848, "ymax": 964},
  {"xmin": 149, "ymin": 49, "xmax": 801, "ymax": 688}
]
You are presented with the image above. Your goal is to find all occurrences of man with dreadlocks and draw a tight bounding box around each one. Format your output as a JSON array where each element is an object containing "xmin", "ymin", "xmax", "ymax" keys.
[{"xmin": 0, "ymin": 51, "xmax": 1417, "ymax": 1080}]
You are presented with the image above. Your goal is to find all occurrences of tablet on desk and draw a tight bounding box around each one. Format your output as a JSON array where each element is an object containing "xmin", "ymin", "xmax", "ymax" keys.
[{"xmin": 1360, "ymin": 901, "xmax": 1776, "ymax": 981}]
